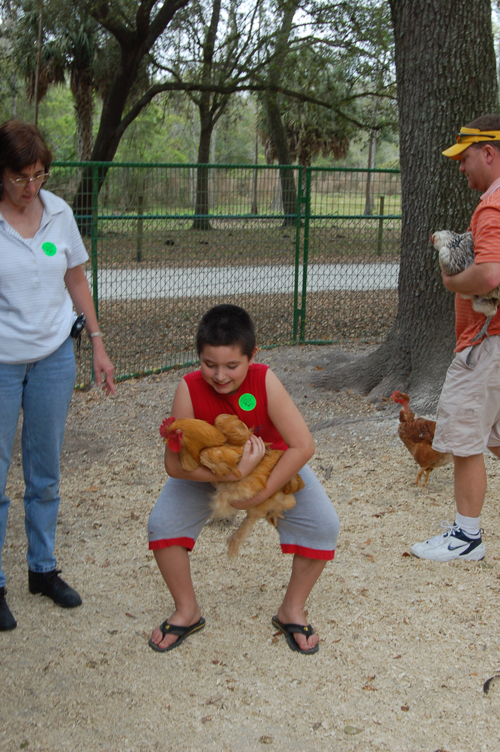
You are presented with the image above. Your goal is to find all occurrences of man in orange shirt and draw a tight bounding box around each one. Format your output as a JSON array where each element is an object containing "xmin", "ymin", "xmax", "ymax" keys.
[{"xmin": 412, "ymin": 114, "xmax": 500, "ymax": 561}]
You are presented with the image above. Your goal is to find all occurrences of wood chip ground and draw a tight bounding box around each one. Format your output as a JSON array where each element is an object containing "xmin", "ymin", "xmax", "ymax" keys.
[{"xmin": 1, "ymin": 345, "xmax": 500, "ymax": 751}]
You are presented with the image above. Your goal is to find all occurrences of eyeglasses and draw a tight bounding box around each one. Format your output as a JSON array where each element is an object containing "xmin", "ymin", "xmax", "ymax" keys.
[{"xmin": 8, "ymin": 172, "xmax": 50, "ymax": 188}]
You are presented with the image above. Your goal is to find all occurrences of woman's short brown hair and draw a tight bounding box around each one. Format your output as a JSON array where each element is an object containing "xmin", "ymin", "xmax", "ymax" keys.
[{"xmin": 0, "ymin": 120, "xmax": 52, "ymax": 199}]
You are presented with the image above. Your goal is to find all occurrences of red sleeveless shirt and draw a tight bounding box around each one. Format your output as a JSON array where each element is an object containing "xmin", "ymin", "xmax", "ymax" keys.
[{"xmin": 184, "ymin": 363, "xmax": 287, "ymax": 450}]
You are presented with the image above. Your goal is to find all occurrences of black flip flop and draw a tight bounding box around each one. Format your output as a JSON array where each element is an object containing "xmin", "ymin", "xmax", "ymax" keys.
[
  {"xmin": 149, "ymin": 617, "xmax": 206, "ymax": 652},
  {"xmin": 271, "ymin": 615, "xmax": 319, "ymax": 655}
]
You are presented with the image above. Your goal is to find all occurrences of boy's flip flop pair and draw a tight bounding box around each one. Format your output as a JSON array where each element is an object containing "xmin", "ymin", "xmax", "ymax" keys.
[
  {"xmin": 149, "ymin": 615, "xmax": 318, "ymax": 655},
  {"xmin": 271, "ymin": 615, "xmax": 319, "ymax": 655},
  {"xmin": 148, "ymin": 617, "xmax": 206, "ymax": 652}
]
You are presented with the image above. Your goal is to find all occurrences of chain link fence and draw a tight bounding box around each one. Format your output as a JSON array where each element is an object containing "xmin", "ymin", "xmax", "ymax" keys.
[{"xmin": 49, "ymin": 162, "xmax": 401, "ymax": 387}]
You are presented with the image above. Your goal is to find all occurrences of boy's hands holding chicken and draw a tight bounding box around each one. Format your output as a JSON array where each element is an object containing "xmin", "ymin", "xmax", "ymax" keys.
[{"xmin": 225, "ymin": 434, "xmax": 268, "ymax": 507}]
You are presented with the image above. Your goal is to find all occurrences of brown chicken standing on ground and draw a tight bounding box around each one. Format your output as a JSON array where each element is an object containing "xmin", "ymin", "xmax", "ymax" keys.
[{"xmin": 391, "ymin": 391, "xmax": 452, "ymax": 486}]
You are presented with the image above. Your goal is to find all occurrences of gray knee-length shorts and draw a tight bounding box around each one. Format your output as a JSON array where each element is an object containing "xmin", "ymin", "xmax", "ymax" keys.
[{"xmin": 148, "ymin": 464, "xmax": 340, "ymax": 560}]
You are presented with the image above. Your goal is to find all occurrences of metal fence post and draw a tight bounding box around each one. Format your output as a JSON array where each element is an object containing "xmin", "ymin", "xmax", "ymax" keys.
[
  {"xmin": 377, "ymin": 194, "xmax": 385, "ymax": 256},
  {"xmin": 136, "ymin": 194, "xmax": 144, "ymax": 262},
  {"xmin": 299, "ymin": 167, "xmax": 311, "ymax": 344},
  {"xmin": 90, "ymin": 163, "xmax": 99, "ymax": 317},
  {"xmin": 292, "ymin": 166, "xmax": 302, "ymax": 342}
]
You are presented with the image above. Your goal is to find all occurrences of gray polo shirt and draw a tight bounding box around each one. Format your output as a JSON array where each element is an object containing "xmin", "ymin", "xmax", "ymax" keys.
[{"xmin": 0, "ymin": 189, "xmax": 88, "ymax": 364}]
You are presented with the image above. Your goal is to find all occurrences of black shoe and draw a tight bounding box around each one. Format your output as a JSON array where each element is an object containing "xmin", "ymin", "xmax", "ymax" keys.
[
  {"xmin": 28, "ymin": 569, "xmax": 82, "ymax": 608},
  {"xmin": 0, "ymin": 587, "xmax": 17, "ymax": 630}
]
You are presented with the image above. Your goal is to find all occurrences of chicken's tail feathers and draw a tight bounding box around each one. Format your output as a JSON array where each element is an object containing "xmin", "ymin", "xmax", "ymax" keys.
[{"xmin": 227, "ymin": 517, "xmax": 256, "ymax": 556}]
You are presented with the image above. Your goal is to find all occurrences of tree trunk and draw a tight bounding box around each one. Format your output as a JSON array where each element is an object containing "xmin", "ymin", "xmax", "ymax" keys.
[
  {"xmin": 364, "ymin": 130, "xmax": 376, "ymax": 215},
  {"xmin": 192, "ymin": 0, "xmax": 221, "ymax": 231},
  {"xmin": 193, "ymin": 112, "xmax": 213, "ymax": 230},
  {"xmin": 192, "ymin": 99, "xmax": 229, "ymax": 230},
  {"xmin": 251, "ymin": 118, "xmax": 259, "ymax": 215},
  {"xmin": 71, "ymin": 50, "xmax": 150, "ymax": 233},
  {"xmin": 264, "ymin": 90, "xmax": 297, "ymax": 226},
  {"xmin": 262, "ymin": 0, "xmax": 300, "ymax": 227},
  {"xmin": 318, "ymin": 0, "xmax": 498, "ymax": 412},
  {"xmin": 72, "ymin": 0, "xmax": 190, "ymax": 231},
  {"xmin": 71, "ymin": 70, "xmax": 94, "ymax": 161}
]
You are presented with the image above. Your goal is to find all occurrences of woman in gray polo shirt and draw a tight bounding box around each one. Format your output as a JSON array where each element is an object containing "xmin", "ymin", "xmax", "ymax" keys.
[{"xmin": 0, "ymin": 120, "xmax": 115, "ymax": 631}]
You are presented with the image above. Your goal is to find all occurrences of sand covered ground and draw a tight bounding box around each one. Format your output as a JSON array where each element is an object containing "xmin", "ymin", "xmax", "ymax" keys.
[{"xmin": 1, "ymin": 344, "xmax": 500, "ymax": 752}]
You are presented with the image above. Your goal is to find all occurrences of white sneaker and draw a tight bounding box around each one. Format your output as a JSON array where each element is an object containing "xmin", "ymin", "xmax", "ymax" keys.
[{"xmin": 411, "ymin": 521, "xmax": 485, "ymax": 562}]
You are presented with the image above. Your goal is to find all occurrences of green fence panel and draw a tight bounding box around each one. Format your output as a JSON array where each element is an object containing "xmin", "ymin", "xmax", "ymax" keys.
[
  {"xmin": 49, "ymin": 161, "xmax": 401, "ymax": 387},
  {"xmin": 300, "ymin": 166, "xmax": 401, "ymax": 344}
]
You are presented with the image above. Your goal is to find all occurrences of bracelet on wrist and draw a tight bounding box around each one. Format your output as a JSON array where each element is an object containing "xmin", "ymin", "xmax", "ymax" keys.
[{"xmin": 90, "ymin": 332, "xmax": 102, "ymax": 338}]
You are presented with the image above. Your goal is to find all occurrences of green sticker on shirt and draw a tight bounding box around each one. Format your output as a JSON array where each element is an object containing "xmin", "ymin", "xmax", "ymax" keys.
[
  {"xmin": 239, "ymin": 393, "xmax": 257, "ymax": 411},
  {"xmin": 42, "ymin": 242, "xmax": 57, "ymax": 256}
]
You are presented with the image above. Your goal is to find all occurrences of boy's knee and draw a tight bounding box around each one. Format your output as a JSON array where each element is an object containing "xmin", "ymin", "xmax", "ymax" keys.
[
  {"xmin": 327, "ymin": 512, "xmax": 340, "ymax": 549},
  {"xmin": 309, "ymin": 507, "xmax": 340, "ymax": 551},
  {"xmin": 322, "ymin": 507, "xmax": 340, "ymax": 547}
]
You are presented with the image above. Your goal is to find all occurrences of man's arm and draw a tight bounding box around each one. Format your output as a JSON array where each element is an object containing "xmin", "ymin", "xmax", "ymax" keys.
[{"xmin": 442, "ymin": 261, "xmax": 500, "ymax": 296}]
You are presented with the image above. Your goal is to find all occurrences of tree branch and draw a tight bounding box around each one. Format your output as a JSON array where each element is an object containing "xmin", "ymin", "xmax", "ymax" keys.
[{"xmin": 117, "ymin": 77, "xmax": 397, "ymax": 135}]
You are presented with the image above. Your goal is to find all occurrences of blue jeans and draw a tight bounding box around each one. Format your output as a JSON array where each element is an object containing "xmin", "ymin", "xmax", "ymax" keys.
[{"xmin": 0, "ymin": 337, "xmax": 76, "ymax": 588}]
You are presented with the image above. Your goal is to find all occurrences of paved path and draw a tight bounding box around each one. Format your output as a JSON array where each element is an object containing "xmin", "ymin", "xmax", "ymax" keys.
[{"xmin": 86, "ymin": 263, "xmax": 399, "ymax": 300}]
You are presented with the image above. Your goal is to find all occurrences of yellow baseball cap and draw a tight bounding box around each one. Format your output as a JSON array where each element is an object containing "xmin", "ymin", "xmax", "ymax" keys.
[{"xmin": 443, "ymin": 127, "xmax": 500, "ymax": 159}]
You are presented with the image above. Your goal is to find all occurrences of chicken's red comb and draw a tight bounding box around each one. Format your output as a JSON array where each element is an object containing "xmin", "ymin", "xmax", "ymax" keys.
[
  {"xmin": 391, "ymin": 390, "xmax": 407, "ymax": 403},
  {"xmin": 159, "ymin": 416, "xmax": 176, "ymax": 438}
]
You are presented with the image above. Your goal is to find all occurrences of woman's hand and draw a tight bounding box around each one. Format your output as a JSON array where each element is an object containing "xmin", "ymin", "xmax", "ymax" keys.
[
  {"xmin": 236, "ymin": 435, "xmax": 267, "ymax": 479},
  {"xmin": 92, "ymin": 344, "xmax": 115, "ymax": 395}
]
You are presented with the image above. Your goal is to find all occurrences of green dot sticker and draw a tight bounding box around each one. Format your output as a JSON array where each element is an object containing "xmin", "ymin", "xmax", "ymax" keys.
[
  {"xmin": 42, "ymin": 242, "xmax": 57, "ymax": 256},
  {"xmin": 239, "ymin": 393, "xmax": 257, "ymax": 411}
]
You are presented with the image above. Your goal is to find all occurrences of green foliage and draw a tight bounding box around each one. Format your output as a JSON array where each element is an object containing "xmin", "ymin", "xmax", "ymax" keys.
[
  {"xmin": 115, "ymin": 99, "xmax": 192, "ymax": 163},
  {"xmin": 214, "ymin": 96, "xmax": 261, "ymax": 164},
  {"xmin": 37, "ymin": 86, "xmax": 80, "ymax": 160},
  {"xmin": 0, "ymin": 0, "xmax": 400, "ymax": 167}
]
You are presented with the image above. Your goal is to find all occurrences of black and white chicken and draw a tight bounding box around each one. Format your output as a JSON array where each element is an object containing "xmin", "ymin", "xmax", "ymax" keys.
[{"xmin": 431, "ymin": 230, "xmax": 500, "ymax": 323}]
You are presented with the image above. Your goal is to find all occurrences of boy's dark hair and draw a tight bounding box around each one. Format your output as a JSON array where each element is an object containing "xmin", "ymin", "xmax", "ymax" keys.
[{"xmin": 196, "ymin": 304, "xmax": 256, "ymax": 358}]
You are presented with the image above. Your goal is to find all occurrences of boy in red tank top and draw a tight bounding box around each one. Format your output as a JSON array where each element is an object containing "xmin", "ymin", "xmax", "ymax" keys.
[{"xmin": 148, "ymin": 304, "xmax": 339, "ymax": 654}]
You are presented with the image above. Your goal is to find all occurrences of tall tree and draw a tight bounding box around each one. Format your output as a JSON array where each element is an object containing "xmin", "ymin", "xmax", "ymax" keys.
[
  {"xmin": 72, "ymin": 0, "xmax": 190, "ymax": 227},
  {"xmin": 318, "ymin": 0, "xmax": 498, "ymax": 411},
  {"xmin": 258, "ymin": 0, "xmax": 396, "ymax": 224},
  {"xmin": 5, "ymin": 0, "xmax": 103, "ymax": 159},
  {"xmin": 155, "ymin": 0, "xmax": 266, "ymax": 228},
  {"xmin": 82, "ymin": 0, "xmax": 189, "ymax": 163},
  {"xmin": 191, "ymin": 0, "xmax": 225, "ymax": 229},
  {"xmin": 258, "ymin": 47, "xmax": 360, "ymax": 188},
  {"xmin": 261, "ymin": 0, "xmax": 301, "ymax": 225}
]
